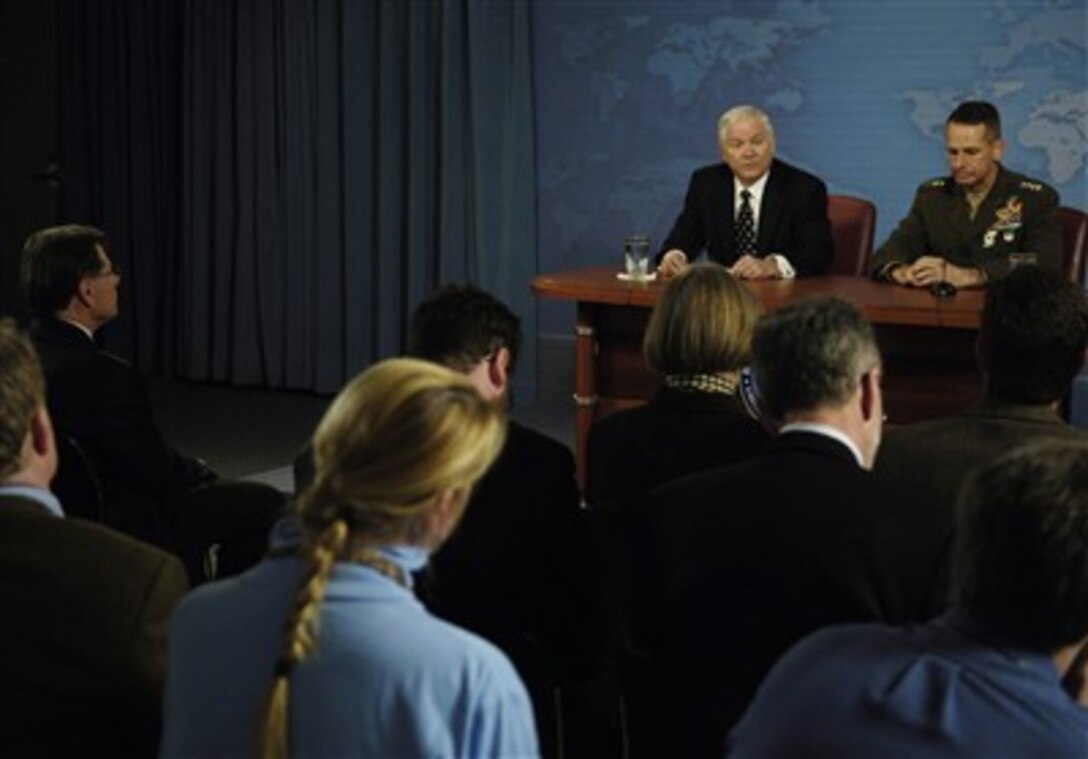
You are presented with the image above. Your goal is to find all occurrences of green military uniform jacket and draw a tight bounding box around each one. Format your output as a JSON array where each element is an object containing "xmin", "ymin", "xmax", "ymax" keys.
[{"xmin": 871, "ymin": 165, "xmax": 1061, "ymax": 281}]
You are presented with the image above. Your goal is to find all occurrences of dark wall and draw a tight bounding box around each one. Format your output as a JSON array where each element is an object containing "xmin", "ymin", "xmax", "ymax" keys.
[{"xmin": 0, "ymin": 0, "xmax": 60, "ymax": 317}]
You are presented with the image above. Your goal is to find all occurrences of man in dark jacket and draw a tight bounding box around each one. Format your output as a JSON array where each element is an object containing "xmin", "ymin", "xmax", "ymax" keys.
[
  {"xmin": 657, "ymin": 104, "xmax": 833, "ymax": 280},
  {"xmin": 20, "ymin": 224, "xmax": 283, "ymax": 581},
  {"xmin": 0, "ymin": 319, "xmax": 188, "ymax": 756},
  {"xmin": 871, "ymin": 100, "xmax": 1062, "ymax": 287}
]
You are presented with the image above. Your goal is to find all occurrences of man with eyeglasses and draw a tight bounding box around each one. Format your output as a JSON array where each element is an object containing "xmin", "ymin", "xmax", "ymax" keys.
[{"xmin": 20, "ymin": 224, "xmax": 283, "ymax": 583}]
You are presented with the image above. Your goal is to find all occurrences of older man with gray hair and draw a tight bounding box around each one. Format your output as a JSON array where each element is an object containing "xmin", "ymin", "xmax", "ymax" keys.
[
  {"xmin": 657, "ymin": 104, "xmax": 833, "ymax": 280},
  {"xmin": 621, "ymin": 297, "xmax": 942, "ymax": 756}
]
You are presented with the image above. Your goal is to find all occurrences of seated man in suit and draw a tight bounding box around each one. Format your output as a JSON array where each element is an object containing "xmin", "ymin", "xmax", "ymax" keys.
[
  {"xmin": 875, "ymin": 265, "xmax": 1088, "ymax": 602},
  {"xmin": 872, "ymin": 100, "xmax": 1062, "ymax": 289},
  {"xmin": 625, "ymin": 297, "xmax": 943, "ymax": 757},
  {"xmin": 0, "ymin": 319, "xmax": 189, "ymax": 756},
  {"xmin": 296, "ymin": 284, "xmax": 599, "ymax": 757},
  {"xmin": 729, "ymin": 440, "xmax": 1088, "ymax": 755},
  {"xmin": 656, "ymin": 104, "xmax": 833, "ymax": 280},
  {"xmin": 20, "ymin": 224, "xmax": 284, "ymax": 581}
]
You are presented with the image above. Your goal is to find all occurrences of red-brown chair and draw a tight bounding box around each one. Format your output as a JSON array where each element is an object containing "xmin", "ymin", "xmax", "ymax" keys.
[
  {"xmin": 827, "ymin": 194, "xmax": 876, "ymax": 276},
  {"xmin": 1058, "ymin": 206, "xmax": 1087, "ymax": 284}
]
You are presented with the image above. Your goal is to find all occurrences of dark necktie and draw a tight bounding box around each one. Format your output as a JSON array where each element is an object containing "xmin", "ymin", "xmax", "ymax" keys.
[{"xmin": 735, "ymin": 189, "xmax": 756, "ymax": 255}]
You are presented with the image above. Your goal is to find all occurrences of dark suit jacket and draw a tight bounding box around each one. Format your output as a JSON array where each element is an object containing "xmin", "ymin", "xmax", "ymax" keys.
[
  {"xmin": 585, "ymin": 387, "xmax": 772, "ymax": 688},
  {"xmin": 875, "ymin": 398, "xmax": 1086, "ymax": 602},
  {"xmin": 626, "ymin": 431, "xmax": 941, "ymax": 752},
  {"xmin": 28, "ymin": 317, "xmax": 212, "ymax": 541},
  {"xmin": 658, "ymin": 158, "xmax": 833, "ymax": 275},
  {"xmin": 0, "ymin": 494, "xmax": 188, "ymax": 757},
  {"xmin": 585, "ymin": 387, "xmax": 771, "ymax": 512},
  {"xmin": 421, "ymin": 421, "xmax": 598, "ymax": 683}
]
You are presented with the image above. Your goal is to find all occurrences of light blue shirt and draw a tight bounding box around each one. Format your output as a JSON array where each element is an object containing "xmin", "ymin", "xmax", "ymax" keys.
[
  {"xmin": 729, "ymin": 612, "xmax": 1088, "ymax": 757},
  {"xmin": 0, "ymin": 484, "xmax": 64, "ymax": 517},
  {"xmin": 162, "ymin": 546, "xmax": 539, "ymax": 758}
]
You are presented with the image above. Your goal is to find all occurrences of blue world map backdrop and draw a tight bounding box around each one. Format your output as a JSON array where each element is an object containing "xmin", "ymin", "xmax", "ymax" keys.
[{"xmin": 532, "ymin": 0, "xmax": 1086, "ymax": 337}]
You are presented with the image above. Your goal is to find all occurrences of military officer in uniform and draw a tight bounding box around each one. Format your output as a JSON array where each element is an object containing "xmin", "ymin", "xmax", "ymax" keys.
[{"xmin": 871, "ymin": 101, "xmax": 1061, "ymax": 289}]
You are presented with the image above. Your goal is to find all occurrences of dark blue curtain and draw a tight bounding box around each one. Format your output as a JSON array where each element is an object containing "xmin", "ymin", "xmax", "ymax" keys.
[{"xmin": 59, "ymin": 0, "xmax": 537, "ymax": 395}]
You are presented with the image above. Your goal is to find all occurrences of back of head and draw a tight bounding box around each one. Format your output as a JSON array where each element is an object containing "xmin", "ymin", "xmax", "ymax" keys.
[
  {"xmin": 751, "ymin": 296, "xmax": 879, "ymax": 421},
  {"xmin": 979, "ymin": 265, "xmax": 1088, "ymax": 405},
  {"xmin": 947, "ymin": 100, "xmax": 1002, "ymax": 140},
  {"xmin": 299, "ymin": 357, "xmax": 506, "ymax": 542},
  {"xmin": 0, "ymin": 319, "xmax": 45, "ymax": 480},
  {"xmin": 407, "ymin": 284, "xmax": 522, "ymax": 374},
  {"xmin": 20, "ymin": 225, "xmax": 108, "ymax": 318},
  {"xmin": 643, "ymin": 262, "xmax": 761, "ymax": 376},
  {"xmin": 951, "ymin": 440, "xmax": 1088, "ymax": 650}
]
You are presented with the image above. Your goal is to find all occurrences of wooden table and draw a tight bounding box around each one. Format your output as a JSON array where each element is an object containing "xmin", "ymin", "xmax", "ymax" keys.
[{"xmin": 532, "ymin": 266, "xmax": 985, "ymax": 484}]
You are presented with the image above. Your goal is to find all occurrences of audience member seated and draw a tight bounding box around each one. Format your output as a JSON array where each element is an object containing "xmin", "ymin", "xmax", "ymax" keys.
[
  {"xmin": 0, "ymin": 319, "xmax": 188, "ymax": 757},
  {"xmin": 583, "ymin": 263, "xmax": 771, "ymax": 756},
  {"xmin": 728, "ymin": 440, "xmax": 1088, "ymax": 756},
  {"xmin": 20, "ymin": 224, "xmax": 285, "ymax": 581},
  {"xmin": 586, "ymin": 262, "xmax": 770, "ymax": 512},
  {"xmin": 625, "ymin": 297, "xmax": 944, "ymax": 757},
  {"xmin": 162, "ymin": 358, "xmax": 537, "ymax": 756},
  {"xmin": 295, "ymin": 284, "xmax": 597, "ymax": 756},
  {"xmin": 876, "ymin": 265, "xmax": 1088, "ymax": 600}
]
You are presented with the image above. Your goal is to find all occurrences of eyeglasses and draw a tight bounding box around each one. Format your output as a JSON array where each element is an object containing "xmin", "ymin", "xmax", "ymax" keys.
[{"xmin": 91, "ymin": 264, "xmax": 122, "ymax": 279}]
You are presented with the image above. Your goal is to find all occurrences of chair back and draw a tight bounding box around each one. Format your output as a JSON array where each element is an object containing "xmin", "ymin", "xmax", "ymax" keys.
[
  {"xmin": 52, "ymin": 433, "xmax": 105, "ymax": 522},
  {"xmin": 827, "ymin": 194, "xmax": 876, "ymax": 276},
  {"xmin": 1058, "ymin": 206, "xmax": 1087, "ymax": 284}
]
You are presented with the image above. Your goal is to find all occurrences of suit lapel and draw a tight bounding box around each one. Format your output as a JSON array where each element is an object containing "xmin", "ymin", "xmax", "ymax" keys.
[
  {"xmin": 757, "ymin": 161, "xmax": 784, "ymax": 253},
  {"xmin": 715, "ymin": 164, "xmax": 737, "ymax": 260}
]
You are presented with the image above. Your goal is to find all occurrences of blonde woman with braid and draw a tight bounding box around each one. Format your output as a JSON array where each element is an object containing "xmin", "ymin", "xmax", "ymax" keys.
[{"xmin": 161, "ymin": 358, "xmax": 538, "ymax": 758}]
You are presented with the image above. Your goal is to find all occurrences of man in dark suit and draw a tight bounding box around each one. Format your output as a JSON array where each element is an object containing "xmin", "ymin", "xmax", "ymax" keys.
[
  {"xmin": 20, "ymin": 224, "xmax": 284, "ymax": 581},
  {"xmin": 624, "ymin": 297, "xmax": 942, "ymax": 757},
  {"xmin": 295, "ymin": 284, "xmax": 600, "ymax": 757},
  {"xmin": 0, "ymin": 319, "xmax": 189, "ymax": 757},
  {"xmin": 657, "ymin": 104, "xmax": 833, "ymax": 280},
  {"xmin": 874, "ymin": 265, "xmax": 1088, "ymax": 598}
]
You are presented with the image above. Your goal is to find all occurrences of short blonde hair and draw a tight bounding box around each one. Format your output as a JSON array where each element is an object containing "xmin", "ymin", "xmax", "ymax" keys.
[
  {"xmin": 299, "ymin": 356, "xmax": 505, "ymax": 539},
  {"xmin": 259, "ymin": 357, "xmax": 505, "ymax": 758},
  {"xmin": 643, "ymin": 263, "xmax": 762, "ymax": 376}
]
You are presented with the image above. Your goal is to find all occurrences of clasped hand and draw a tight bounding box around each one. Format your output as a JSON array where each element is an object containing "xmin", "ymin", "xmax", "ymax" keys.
[
  {"xmin": 658, "ymin": 250, "xmax": 779, "ymax": 280},
  {"xmin": 891, "ymin": 256, "xmax": 981, "ymax": 288}
]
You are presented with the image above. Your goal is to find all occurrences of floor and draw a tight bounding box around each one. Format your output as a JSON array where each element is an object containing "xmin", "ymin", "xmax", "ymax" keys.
[{"xmin": 149, "ymin": 378, "xmax": 577, "ymax": 493}]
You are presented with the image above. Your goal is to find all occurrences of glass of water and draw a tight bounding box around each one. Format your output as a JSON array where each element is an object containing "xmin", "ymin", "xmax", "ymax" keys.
[{"xmin": 624, "ymin": 235, "xmax": 650, "ymax": 280}]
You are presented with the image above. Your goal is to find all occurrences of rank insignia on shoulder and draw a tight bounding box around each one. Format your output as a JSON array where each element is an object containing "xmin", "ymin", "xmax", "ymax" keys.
[
  {"xmin": 925, "ymin": 178, "xmax": 947, "ymax": 189},
  {"xmin": 1019, "ymin": 180, "xmax": 1044, "ymax": 192}
]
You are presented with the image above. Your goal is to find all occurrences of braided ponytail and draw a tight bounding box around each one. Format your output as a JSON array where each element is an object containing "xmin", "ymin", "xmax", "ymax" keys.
[
  {"xmin": 255, "ymin": 358, "xmax": 505, "ymax": 757},
  {"xmin": 257, "ymin": 520, "xmax": 348, "ymax": 759}
]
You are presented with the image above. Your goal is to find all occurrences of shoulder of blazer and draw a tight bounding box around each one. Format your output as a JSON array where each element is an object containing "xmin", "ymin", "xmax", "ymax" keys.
[
  {"xmin": 31, "ymin": 317, "xmax": 95, "ymax": 349},
  {"xmin": 690, "ymin": 162, "xmax": 733, "ymax": 189},
  {"xmin": 768, "ymin": 158, "xmax": 826, "ymax": 192},
  {"xmin": 770, "ymin": 429, "xmax": 862, "ymax": 468}
]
